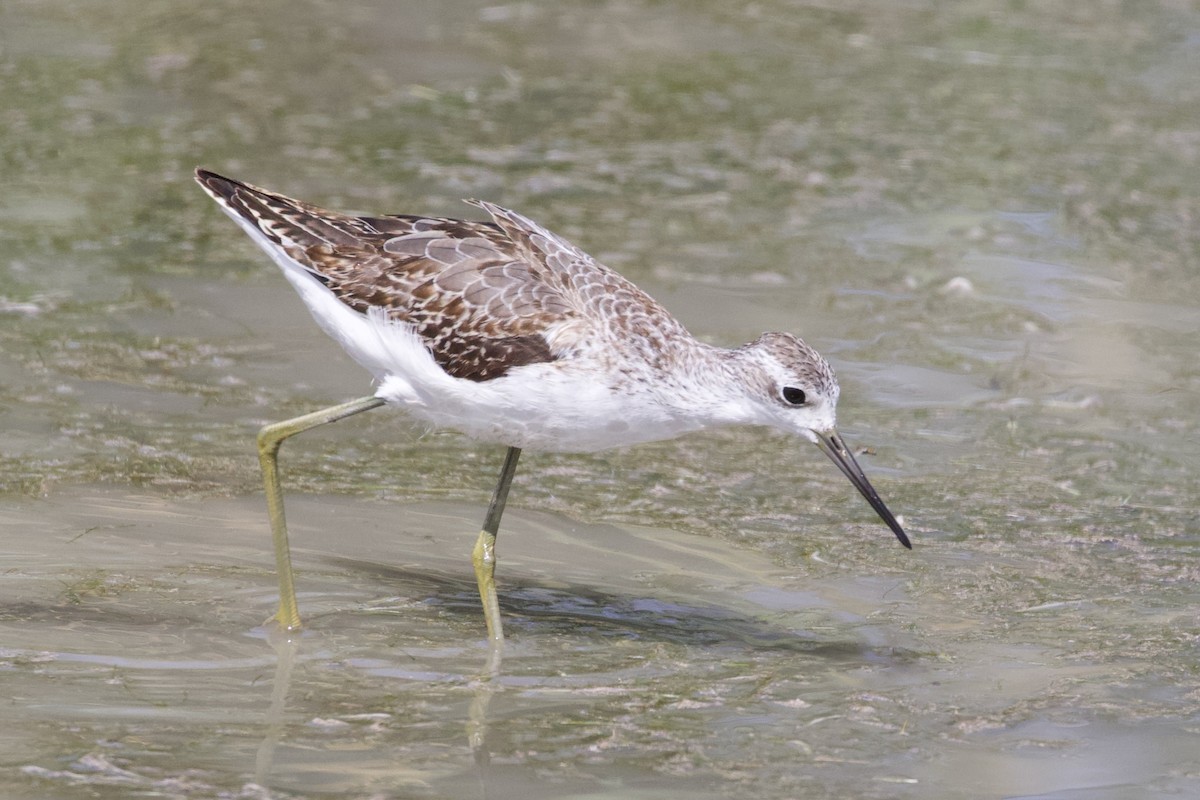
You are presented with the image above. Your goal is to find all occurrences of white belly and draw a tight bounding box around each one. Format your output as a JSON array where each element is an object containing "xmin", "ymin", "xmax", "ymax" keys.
[
  {"xmin": 377, "ymin": 360, "xmax": 700, "ymax": 452},
  {"xmin": 277, "ymin": 259, "xmax": 709, "ymax": 452}
]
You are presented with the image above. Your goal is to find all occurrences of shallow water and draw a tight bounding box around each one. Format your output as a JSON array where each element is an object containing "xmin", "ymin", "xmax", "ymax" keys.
[{"xmin": 2, "ymin": 1, "xmax": 1199, "ymax": 797}]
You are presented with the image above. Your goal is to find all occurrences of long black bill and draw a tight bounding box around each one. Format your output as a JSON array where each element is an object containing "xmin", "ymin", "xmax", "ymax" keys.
[{"xmin": 814, "ymin": 430, "xmax": 911, "ymax": 549}]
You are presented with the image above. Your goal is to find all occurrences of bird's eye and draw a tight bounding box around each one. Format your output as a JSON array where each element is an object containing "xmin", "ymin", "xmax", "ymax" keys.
[{"xmin": 781, "ymin": 386, "xmax": 807, "ymax": 406}]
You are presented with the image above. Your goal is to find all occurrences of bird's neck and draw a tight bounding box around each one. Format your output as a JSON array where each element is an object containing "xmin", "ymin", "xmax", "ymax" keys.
[{"xmin": 655, "ymin": 339, "xmax": 766, "ymax": 430}]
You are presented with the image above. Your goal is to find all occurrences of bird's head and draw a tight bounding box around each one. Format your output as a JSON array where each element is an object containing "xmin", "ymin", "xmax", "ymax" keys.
[{"xmin": 739, "ymin": 332, "xmax": 911, "ymax": 549}]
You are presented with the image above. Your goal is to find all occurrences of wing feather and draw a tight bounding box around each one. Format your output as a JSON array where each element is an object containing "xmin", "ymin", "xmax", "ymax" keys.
[{"xmin": 195, "ymin": 170, "xmax": 575, "ymax": 381}]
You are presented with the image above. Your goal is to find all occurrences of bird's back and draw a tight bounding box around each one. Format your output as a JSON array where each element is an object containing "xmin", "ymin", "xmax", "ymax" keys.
[{"xmin": 195, "ymin": 170, "xmax": 691, "ymax": 383}]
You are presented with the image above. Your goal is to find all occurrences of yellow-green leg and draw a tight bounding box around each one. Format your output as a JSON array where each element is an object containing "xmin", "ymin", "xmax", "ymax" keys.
[
  {"xmin": 472, "ymin": 446, "xmax": 521, "ymax": 644},
  {"xmin": 257, "ymin": 396, "xmax": 386, "ymax": 630}
]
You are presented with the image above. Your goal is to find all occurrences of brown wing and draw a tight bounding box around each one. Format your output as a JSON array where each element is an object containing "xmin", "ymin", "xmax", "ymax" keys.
[
  {"xmin": 195, "ymin": 170, "xmax": 576, "ymax": 381},
  {"xmin": 473, "ymin": 200, "xmax": 693, "ymax": 372}
]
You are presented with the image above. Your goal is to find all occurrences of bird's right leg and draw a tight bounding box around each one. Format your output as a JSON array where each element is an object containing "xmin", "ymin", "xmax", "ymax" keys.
[
  {"xmin": 472, "ymin": 446, "xmax": 522, "ymax": 646},
  {"xmin": 465, "ymin": 448, "xmax": 522, "ymax": 766},
  {"xmin": 257, "ymin": 396, "xmax": 386, "ymax": 630}
]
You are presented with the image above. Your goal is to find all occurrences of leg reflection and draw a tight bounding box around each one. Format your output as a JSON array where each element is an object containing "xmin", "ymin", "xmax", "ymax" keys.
[
  {"xmin": 467, "ymin": 641, "xmax": 503, "ymax": 786},
  {"xmin": 254, "ymin": 628, "xmax": 301, "ymax": 787}
]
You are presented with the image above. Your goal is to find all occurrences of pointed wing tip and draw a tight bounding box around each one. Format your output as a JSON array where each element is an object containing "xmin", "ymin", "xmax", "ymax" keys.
[
  {"xmin": 193, "ymin": 167, "xmax": 242, "ymax": 203},
  {"xmin": 193, "ymin": 166, "xmax": 223, "ymax": 186},
  {"xmin": 463, "ymin": 198, "xmax": 501, "ymax": 216}
]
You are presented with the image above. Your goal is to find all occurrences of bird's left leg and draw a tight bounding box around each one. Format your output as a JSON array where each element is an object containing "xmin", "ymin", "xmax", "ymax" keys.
[{"xmin": 257, "ymin": 396, "xmax": 386, "ymax": 630}]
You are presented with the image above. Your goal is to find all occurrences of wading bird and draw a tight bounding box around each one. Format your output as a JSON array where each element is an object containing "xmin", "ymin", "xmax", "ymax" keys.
[{"xmin": 195, "ymin": 169, "xmax": 911, "ymax": 643}]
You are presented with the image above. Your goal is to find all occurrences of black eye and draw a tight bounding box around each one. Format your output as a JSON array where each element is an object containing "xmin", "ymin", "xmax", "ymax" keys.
[{"xmin": 781, "ymin": 386, "xmax": 807, "ymax": 406}]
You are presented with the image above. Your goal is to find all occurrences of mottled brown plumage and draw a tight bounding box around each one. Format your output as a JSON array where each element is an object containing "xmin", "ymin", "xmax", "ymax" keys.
[{"xmin": 195, "ymin": 170, "xmax": 688, "ymax": 383}]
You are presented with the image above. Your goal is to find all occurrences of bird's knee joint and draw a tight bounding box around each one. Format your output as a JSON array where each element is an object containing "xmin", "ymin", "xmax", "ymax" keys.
[{"xmin": 473, "ymin": 531, "xmax": 498, "ymax": 571}]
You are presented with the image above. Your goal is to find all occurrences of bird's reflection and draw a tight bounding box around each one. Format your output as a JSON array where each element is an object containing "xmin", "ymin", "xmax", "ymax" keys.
[
  {"xmin": 248, "ymin": 564, "xmax": 916, "ymax": 795},
  {"xmin": 251, "ymin": 624, "xmax": 504, "ymax": 796}
]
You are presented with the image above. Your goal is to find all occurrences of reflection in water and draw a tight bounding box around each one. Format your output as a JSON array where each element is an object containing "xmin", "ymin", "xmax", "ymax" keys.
[
  {"xmin": 253, "ymin": 629, "xmax": 300, "ymax": 788},
  {"xmin": 466, "ymin": 644, "xmax": 503, "ymax": 795},
  {"xmin": 249, "ymin": 629, "xmax": 504, "ymax": 794},
  {"xmin": 251, "ymin": 629, "xmax": 505, "ymax": 797}
]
